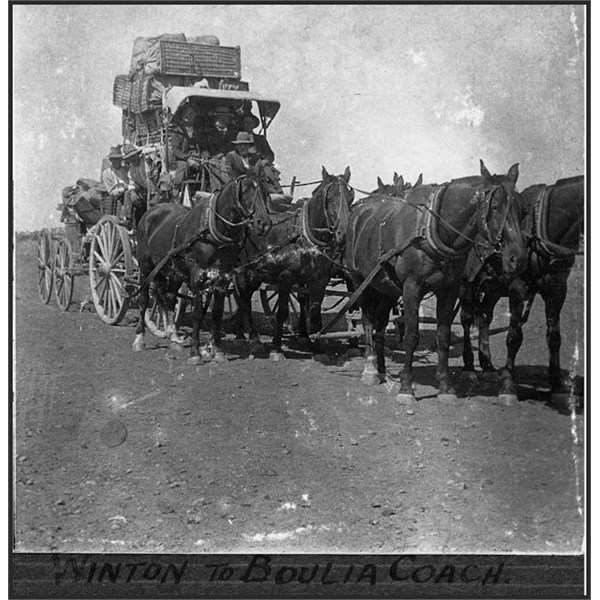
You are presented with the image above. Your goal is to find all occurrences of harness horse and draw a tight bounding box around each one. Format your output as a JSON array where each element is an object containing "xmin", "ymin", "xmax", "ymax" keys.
[
  {"xmin": 233, "ymin": 166, "xmax": 354, "ymax": 358},
  {"xmin": 344, "ymin": 161, "xmax": 527, "ymax": 404},
  {"xmin": 459, "ymin": 175, "xmax": 584, "ymax": 404},
  {"xmin": 133, "ymin": 168, "xmax": 272, "ymax": 364}
]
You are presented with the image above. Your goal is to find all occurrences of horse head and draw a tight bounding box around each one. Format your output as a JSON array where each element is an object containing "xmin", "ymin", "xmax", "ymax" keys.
[
  {"xmin": 232, "ymin": 165, "xmax": 272, "ymax": 236},
  {"xmin": 314, "ymin": 166, "xmax": 354, "ymax": 246},
  {"xmin": 475, "ymin": 160, "xmax": 527, "ymax": 276}
]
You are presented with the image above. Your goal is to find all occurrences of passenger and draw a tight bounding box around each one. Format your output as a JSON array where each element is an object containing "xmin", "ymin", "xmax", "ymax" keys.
[
  {"xmin": 203, "ymin": 105, "xmax": 236, "ymax": 157},
  {"xmin": 224, "ymin": 132, "xmax": 256, "ymax": 179},
  {"xmin": 122, "ymin": 143, "xmax": 148, "ymax": 229},
  {"xmin": 169, "ymin": 104, "xmax": 203, "ymax": 199},
  {"xmin": 101, "ymin": 146, "xmax": 128, "ymax": 216},
  {"xmin": 241, "ymin": 113, "xmax": 275, "ymax": 163}
]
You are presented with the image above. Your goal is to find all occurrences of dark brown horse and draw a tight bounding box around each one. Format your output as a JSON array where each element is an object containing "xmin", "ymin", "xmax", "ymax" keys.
[
  {"xmin": 345, "ymin": 161, "xmax": 527, "ymax": 403},
  {"xmin": 459, "ymin": 175, "xmax": 584, "ymax": 404},
  {"xmin": 133, "ymin": 168, "xmax": 272, "ymax": 364},
  {"xmin": 233, "ymin": 166, "xmax": 354, "ymax": 358}
]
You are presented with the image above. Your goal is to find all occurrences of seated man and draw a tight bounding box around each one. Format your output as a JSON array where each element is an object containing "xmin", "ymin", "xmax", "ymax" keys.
[
  {"xmin": 203, "ymin": 105, "xmax": 236, "ymax": 157},
  {"xmin": 241, "ymin": 113, "xmax": 275, "ymax": 163},
  {"xmin": 101, "ymin": 146, "xmax": 128, "ymax": 216},
  {"xmin": 122, "ymin": 143, "xmax": 149, "ymax": 228},
  {"xmin": 225, "ymin": 132, "xmax": 256, "ymax": 179},
  {"xmin": 169, "ymin": 104, "xmax": 204, "ymax": 200}
]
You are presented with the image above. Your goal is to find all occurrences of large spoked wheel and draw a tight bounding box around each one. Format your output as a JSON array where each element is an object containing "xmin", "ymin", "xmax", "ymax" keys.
[
  {"xmin": 54, "ymin": 238, "xmax": 74, "ymax": 311},
  {"xmin": 89, "ymin": 216, "xmax": 134, "ymax": 325},
  {"xmin": 36, "ymin": 228, "xmax": 54, "ymax": 304}
]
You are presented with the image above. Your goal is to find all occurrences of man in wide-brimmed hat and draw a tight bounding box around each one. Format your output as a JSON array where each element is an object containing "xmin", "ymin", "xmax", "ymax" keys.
[
  {"xmin": 122, "ymin": 143, "xmax": 150, "ymax": 228},
  {"xmin": 101, "ymin": 145, "xmax": 128, "ymax": 217},
  {"xmin": 224, "ymin": 131, "xmax": 257, "ymax": 179},
  {"xmin": 241, "ymin": 112, "xmax": 275, "ymax": 164}
]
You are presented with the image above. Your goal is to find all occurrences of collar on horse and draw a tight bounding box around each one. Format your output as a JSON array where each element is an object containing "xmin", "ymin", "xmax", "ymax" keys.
[{"xmin": 531, "ymin": 185, "xmax": 582, "ymax": 258}]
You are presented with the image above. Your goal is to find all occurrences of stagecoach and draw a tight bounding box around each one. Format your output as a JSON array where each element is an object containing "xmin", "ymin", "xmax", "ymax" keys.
[{"xmin": 37, "ymin": 35, "xmax": 284, "ymax": 333}]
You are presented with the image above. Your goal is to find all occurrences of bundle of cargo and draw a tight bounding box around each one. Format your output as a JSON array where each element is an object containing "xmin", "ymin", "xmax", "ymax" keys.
[
  {"xmin": 114, "ymin": 33, "xmax": 249, "ymax": 143},
  {"xmin": 129, "ymin": 33, "xmax": 241, "ymax": 80}
]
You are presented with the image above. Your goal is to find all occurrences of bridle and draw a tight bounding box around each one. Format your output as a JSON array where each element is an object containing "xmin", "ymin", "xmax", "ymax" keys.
[
  {"xmin": 471, "ymin": 184, "xmax": 515, "ymax": 260},
  {"xmin": 211, "ymin": 174, "xmax": 267, "ymax": 230},
  {"xmin": 308, "ymin": 177, "xmax": 354, "ymax": 241}
]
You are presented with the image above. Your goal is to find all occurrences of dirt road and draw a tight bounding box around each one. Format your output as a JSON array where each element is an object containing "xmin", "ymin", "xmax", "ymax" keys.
[{"xmin": 14, "ymin": 236, "xmax": 585, "ymax": 554}]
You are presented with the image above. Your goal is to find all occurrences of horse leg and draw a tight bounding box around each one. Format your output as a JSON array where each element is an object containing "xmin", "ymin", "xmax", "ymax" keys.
[
  {"xmin": 498, "ymin": 280, "xmax": 528, "ymax": 403},
  {"xmin": 209, "ymin": 288, "xmax": 227, "ymax": 363},
  {"xmin": 186, "ymin": 293, "xmax": 207, "ymax": 365},
  {"xmin": 133, "ymin": 276, "xmax": 149, "ymax": 352},
  {"xmin": 240, "ymin": 282, "xmax": 263, "ymax": 355},
  {"xmin": 271, "ymin": 275, "xmax": 291, "ymax": 360},
  {"xmin": 373, "ymin": 297, "xmax": 395, "ymax": 380},
  {"xmin": 360, "ymin": 288, "xmax": 381, "ymax": 385},
  {"xmin": 459, "ymin": 287, "xmax": 477, "ymax": 380},
  {"xmin": 478, "ymin": 288, "xmax": 502, "ymax": 380},
  {"xmin": 539, "ymin": 275, "xmax": 569, "ymax": 397},
  {"xmin": 435, "ymin": 284, "xmax": 459, "ymax": 402},
  {"xmin": 398, "ymin": 278, "xmax": 423, "ymax": 402},
  {"xmin": 164, "ymin": 282, "xmax": 186, "ymax": 345}
]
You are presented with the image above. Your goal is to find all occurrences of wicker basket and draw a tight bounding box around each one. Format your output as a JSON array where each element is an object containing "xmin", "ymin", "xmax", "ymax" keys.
[
  {"xmin": 158, "ymin": 41, "xmax": 241, "ymax": 78},
  {"xmin": 113, "ymin": 75, "xmax": 132, "ymax": 109}
]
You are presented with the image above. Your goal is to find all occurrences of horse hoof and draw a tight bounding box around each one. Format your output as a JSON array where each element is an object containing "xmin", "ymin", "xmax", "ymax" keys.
[
  {"xmin": 497, "ymin": 393, "xmax": 518, "ymax": 406},
  {"xmin": 460, "ymin": 370, "xmax": 478, "ymax": 381},
  {"xmin": 132, "ymin": 339, "xmax": 145, "ymax": 352},
  {"xmin": 346, "ymin": 348, "xmax": 362, "ymax": 359},
  {"xmin": 200, "ymin": 347, "xmax": 213, "ymax": 361},
  {"xmin": 361, "ymin": 370, "xmax": 381, "ymax": 386},
  {"xmin": 481, "ymin": 370, "xmax": 499, "ymax": 382},
  {"xmin": 438, "ymin": 393, "xmax": 458, "ymax": 404},
  {"xmin": 186, "ymin": 355, "xmax": 203, "ymax": 366},
  {"xmin": 169, "ymin": 334, "xmax": 186, "ymax": 346},
  {"xmin": 270, "ymin": 351, "xmax": 286, "ymax": 362},
  {"xmin": 396, "ymin": 393, "xmax": 416, "ymax": 406},
  {"xmin": 550, "ymin": 392, "xmax": 572, "ymax": 409},
  {"xmin": 212, "ymin": 352, "xmax": 227, "ymax": 364}
]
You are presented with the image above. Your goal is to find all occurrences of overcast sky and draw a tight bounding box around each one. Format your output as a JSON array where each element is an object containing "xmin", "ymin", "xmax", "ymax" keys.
[{"xmin": 12, "ymin": 4, "xmax": 585, "ymax": 232}]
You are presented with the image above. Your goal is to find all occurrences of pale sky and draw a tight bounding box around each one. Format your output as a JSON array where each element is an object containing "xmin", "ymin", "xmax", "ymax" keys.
[{"xmin": 12, "ymin": 4, "xmax": 585, "ymax": 232}]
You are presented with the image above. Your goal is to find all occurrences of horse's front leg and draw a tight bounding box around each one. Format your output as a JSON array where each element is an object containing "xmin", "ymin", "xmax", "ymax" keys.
[
  {"xmin": 209, "ymin": 288, "xmax": 227, "ymax": 363},
  {"xmin": 478, "ymin": 288, "xmax": 502, "ymax": 379},
  {"xmin": 186, "ymin": 292, "xmax": 207, "ymax": 365},
  {"xmin": 398, "ymin": 278, "xmax": 423, "ymax": 402},
  {"xmin": 435, "ymin": 284, "xmax": 459, "ymax": 402},
  {"xmin": 133, "ymin": 276, "xmax": 150, "ymax": 352},
  {"xmin": 360, "ymin": 287, "xmax": 381, "ymax": 385},
  {"xmin": 373, "ymin": 297, "xmax": 395, "ymax": 380},
  {"xmin": 498, "ymin": 280, "xmax": 527, "ymax": 402},
  {"xmin": 459, "ymin": 286, "xmax": 477, "ymax": 380},
  {"xmin": 271, "ymin": 274, "xmax": 292, "ymax": 360},
  {"xmin": 165, "ymin": 282, "xmax": 186, "ymax": 345}
]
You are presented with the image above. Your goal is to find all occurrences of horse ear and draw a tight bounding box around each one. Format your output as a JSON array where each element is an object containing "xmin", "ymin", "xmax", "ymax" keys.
[
  {"xmin": 393, "ymin": 172, "xmax": 399, "ymax": 185},
  {"xmin": 377, "ymin": 176, "xmax": 384, "ymax": 189},
  {"xmin": 398, "ymin": 175, "xmax": 405, "ymax": 188},
  {"xmin": 343, "ymin": 166, "xmax": 351, "ymax": 183},
  {"xmin": 415, "ymin": 173, "xmax": 423, "ymax": 187},
  {"xmin": 322, "ymin": 166, "xmax": 330, "ymax": 179},
  {"xmin": 507, "ymin": 163, "xmax": 519, "ymax": 186},
  {"xmin": 480, "ymin": 159, "xmax": 492, "ymax": 180}
]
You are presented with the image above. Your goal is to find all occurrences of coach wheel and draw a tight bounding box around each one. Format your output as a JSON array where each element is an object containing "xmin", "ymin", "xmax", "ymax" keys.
[
  {"xmin": 89, "ymin": 216, "xmax": 133, "ymax": 325},
  {"xmin": 37, "ymin": 228, "xmax": 54, "ymax": 304},
  {"xmin": 54, "ymin": 238, "xmax": 74, "ymax": 311},
  {"xmin": 259, "ymin": 288, "xmax": 300, "ymax": 318}
]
